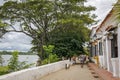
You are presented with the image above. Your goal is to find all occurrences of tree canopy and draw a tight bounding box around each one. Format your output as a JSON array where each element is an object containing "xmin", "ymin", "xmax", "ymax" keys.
[
  {"xmin": 114, "ymin": 0, "xmax": 120, "ymax": 21},
  {"xmin": 49, "ymin": 23, "xmax": 90, "ymax": 58},
  {"xmin": 0, "ymin": 20, "xmax": 8, "ymax": 37},
  {"xmin": 0, "ymin": 0, "xmax": 96, "ymax": 64}
]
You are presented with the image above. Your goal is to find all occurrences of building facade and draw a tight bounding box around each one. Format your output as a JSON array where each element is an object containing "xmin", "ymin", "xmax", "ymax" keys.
[{"xmin": 90, "ymin": 5, "xmax": 120, "ymax": 78}]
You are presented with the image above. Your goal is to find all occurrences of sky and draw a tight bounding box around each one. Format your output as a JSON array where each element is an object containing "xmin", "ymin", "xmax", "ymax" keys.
[
  {"xmin": 86, "ymin": 0, "xmax": 117, "ymax": 24},
  {"xmin": 0, "ymin": 0, "xmax": 117, "ymax": 52}
]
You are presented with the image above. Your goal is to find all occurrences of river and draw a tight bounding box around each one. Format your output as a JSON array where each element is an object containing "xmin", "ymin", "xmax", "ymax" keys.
[{"xmin": 1, "ymin": 55, "xmax": 39, "ymax": 67}]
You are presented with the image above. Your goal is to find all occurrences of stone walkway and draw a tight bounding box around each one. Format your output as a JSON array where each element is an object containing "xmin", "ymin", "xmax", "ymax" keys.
[
  {"xmin": 88, "ymin": 63, "xmax": 120, "ymax": 80},
  {"xmin": 39, "ymin": 64, "xmax": 101, "ymax": 80}
]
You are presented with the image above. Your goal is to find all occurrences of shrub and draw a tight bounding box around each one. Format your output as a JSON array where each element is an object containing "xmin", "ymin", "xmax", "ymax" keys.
[
  {"xmin": 0, "ymin": 66, "xmax": 9, "ymax": 75},
  {"xmin": 0, "ymin": 54, "xmax": 4, "ymax": 66},
  {"xmin": 8, "ymin": 51, "xmax": 34, "ymax": 72},
  {"xmin": 42, "ymin": 54, "xmax": 59, "ymax": 65},
  {"xmin": 42, "ymin": 45, "xmax": 59, "ymax": 65}
]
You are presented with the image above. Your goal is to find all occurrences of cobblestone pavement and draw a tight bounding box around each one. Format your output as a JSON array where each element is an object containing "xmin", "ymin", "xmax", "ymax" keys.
[{"xmin": 39, "ymin": 64, "xmax": 101, "ymax": 80}]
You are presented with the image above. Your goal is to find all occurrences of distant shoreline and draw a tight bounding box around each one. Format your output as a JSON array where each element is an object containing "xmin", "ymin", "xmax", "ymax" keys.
[
  {"xmin": 0, "ymin": 51, "xmax": 35, "ymax": 55},
  {"xmin": 1, "ymin": 54, "xmax": 35, "ymax": 55}
]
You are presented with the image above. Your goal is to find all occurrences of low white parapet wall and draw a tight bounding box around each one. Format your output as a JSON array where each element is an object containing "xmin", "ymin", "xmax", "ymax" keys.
[{"xmin": 0, "ymin": 60, "xmax": 69, "ymax": 80}]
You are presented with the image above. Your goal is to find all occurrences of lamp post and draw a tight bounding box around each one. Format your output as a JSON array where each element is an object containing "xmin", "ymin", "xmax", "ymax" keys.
[{"xmin": 108, "ymin": 31, "xmax": 114, "ymax": 40}]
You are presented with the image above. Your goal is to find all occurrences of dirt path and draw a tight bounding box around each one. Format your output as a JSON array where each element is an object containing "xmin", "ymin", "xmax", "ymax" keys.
[{"xmin": 39, "ymin": 64, "xmax": 101, "ymax": 80}]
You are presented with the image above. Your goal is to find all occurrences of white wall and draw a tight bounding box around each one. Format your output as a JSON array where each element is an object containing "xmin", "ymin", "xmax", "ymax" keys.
[
  {"xmin": 98, "ymin": 56, "xmax": 104, "ymax": 68},
  {"xmin": 107, "ymin": 40, "xmax": 113, "ymax": 73},
  {"xmin": 110, "ymin": 24, "xmax": 120, "ymax": 77},
  {"xmin": 105, "ymin": 37, "xmax": 113, "ymax": 72},
  {"xmin": 111, "ymin": 58, "xmax": 119, "ymax": 77},
  {"xmin": 0, "ymin": 60, "xmax": 69, "ymax": 80}
]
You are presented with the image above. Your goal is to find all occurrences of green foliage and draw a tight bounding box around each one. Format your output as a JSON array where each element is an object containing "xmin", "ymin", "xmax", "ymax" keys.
[
  {"xmin": 42, "ymin": 45, "xmax": 59, "ymax": 64},
  {"xmin": 0, "ymin": 66, "xmax": 9, "ymax": 75},
  {"xmin": 42, "ymin": 54, "xmax": 59, "ymax": 65},
  {"xmin": 49, "ymin": 26, "xmax": 90, "ymax": 58},
  {"xmin": 16, "ymin": 61, "xmax": 34, "ymax": 70},
  {"xmin": 55, "ymin": 0, "xmax": 96, "ymax": 28},
  {"xmin": 0, "ymin": 51, "xmax": 34, "ymax": 55},
  {"xmin": 0, "ymin": 0, "xmax": 96, "ymax": 62},
  {"xmin": 0, "ymin": 21, "xmax": 7, "ymax": 28},
  {"xmin": 0, "ymin": 51, "xmax": 11, "ymax": 55},
  {"xmin": 43, "ymin": 45, "xmax": 55, "ymax": 54},
  {"xmin": 0, "ymin": 54, "xmax": 4, "ymax": 66},
  {"xmin": 0, "ymin": 20, "xmax": 8, "ymax": 37},
  {"xmin": 8, "ymin": 51, "xmax": 33, "ymax": 72},
  {"xmin": 8, "ymin": 51, "xmax": 19, "ymax": 72},
  {"xmin": 83, "ymin": 47, "xmax": 89, "ymax": 55},
  {"xmin": 47, "ymin": 0, "xmax": 94, "ymax": 58},
  {"xmin": 114, "ymin": 0, "xmax": 120, "ymax": 21}
]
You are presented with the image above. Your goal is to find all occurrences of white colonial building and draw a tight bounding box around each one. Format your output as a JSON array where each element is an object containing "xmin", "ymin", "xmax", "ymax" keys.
[{"xmin": 89, "ymin": 3, "xmax": 120, "ymax": 78}]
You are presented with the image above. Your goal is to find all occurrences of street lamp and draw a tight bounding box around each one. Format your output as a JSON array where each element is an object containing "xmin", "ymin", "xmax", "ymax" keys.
[{"xmin": 108, "ymin": 31, "xmax": 114, "ymax": 40}]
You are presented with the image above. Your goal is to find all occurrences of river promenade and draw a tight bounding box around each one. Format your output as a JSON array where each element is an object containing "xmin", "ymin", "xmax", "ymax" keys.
[{"xmin": 39, "ymin": 64, "xmax": 101, "ymax": 80}]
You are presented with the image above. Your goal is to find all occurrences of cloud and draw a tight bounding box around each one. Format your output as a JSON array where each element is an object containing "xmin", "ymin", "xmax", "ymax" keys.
[
  {"xmin": 0, "ymin": 32, "xmax": 32, "ymax": 51},
  {"xmin": 0, "ymin": 0, "xmax": 6, "ymax": 6},
  {"xmin": 0, "ymin": 0, "xmax": 33, "ymax": 52},
  {"xmin": 86, "ymin": 0, "xmax": 117, "ymax": 24}
]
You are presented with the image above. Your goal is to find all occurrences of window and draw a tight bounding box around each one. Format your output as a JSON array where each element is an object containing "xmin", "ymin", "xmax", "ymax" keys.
[
  {"xmin": 111, "ymin": 34, "xmax": 118, "ymax": 58},
  {"xmin": 99, "ymin": 42, "xmax": 103, "ymax": 55},
  {"xmin": 91, "ymin": 45, "xmax": 95, "ymax": 56},
  {"xmin": 90, "ymin": 45, "xmax": 93, "ymax": 57},
  {"xmin": 95, "ymin": 45, "xmax": 98, "ymax": 56}
]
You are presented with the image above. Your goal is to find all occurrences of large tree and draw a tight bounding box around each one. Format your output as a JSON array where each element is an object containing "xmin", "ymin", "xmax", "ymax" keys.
[
  {"xmin": 47, "ymin": 0, "xmax": 95, "ymax": 58},
  {"xmin": 0, "ymin": 0, "xmax": 96, "ymax": 64},
  {"xmin": 0, "ymin": 0, "xmax": 57, "ymax": 61}
]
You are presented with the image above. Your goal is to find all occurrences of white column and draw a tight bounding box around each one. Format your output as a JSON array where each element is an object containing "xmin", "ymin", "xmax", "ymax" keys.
[
  {"xmin": 105, "ymin": 37, "xmax": 110, "ymax": 72},
  {"xmin": 102, "ymin": 38, "xmax": 105, "ymax": 68},
  {"xmin": 98, "ymin": 40, "xmax": 104, "ymax": 68},
  {"xmin": 102, "ymin": 36, "xmax": 107, "ymax": 69},
  {"xmin": 118, "ymin": 24, "xmax": 120, "ymax": 78},
  {"xmin": 108, "ymin": 40, "xmax": 113, "ymax": 72}
]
